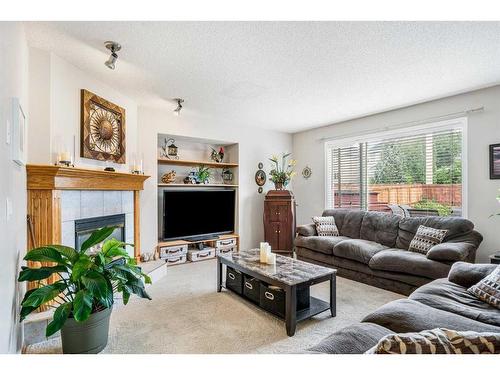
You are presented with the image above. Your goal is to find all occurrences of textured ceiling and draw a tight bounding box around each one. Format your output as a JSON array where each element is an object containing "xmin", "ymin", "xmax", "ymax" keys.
[{"xmin": 25, "ymin": 21, "xmax": 500, "ymax": 133}]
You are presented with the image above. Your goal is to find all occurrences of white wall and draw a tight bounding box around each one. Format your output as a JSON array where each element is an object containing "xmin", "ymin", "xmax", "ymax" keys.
[
  {"xmin": 28, "ymin": 49, "xmax": 138, "ymax": 172},
  {"xmin": 138, "ymin": 107, "xmax": 293, "ymax": 253},
  {"xmin": 293, "ymin": 85, "xmax": 500, "ymax": 263},
  {"xmin": 0, "ymin": 22, "xmax": 29, "ymax": 353}
]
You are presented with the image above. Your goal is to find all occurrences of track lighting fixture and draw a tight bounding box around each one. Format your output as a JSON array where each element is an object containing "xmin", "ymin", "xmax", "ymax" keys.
[
  {"xmin": 104, "ymin": 41, "xmax": 121, "ymax": 70},
  {"xmin": 173, "ymin": 98, "xmax": 184, "ymax": 116}
]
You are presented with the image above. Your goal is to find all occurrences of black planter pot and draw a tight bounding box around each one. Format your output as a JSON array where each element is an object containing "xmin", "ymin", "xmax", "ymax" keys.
[{"xmin": 61, "ymin": 307, "xmax": 112, "ymax": 354}]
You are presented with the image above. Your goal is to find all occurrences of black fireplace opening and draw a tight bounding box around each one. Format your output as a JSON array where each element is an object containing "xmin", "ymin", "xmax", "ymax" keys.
[{"xmin": 75, "ymin": 214, "xmax": 126, "ymax": 251}]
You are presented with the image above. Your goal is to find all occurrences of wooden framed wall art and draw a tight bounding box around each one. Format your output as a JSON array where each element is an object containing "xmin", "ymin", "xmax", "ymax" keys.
[{"xmin": 81, "ymin": 89, "xmax": 126, "ymax": 163}]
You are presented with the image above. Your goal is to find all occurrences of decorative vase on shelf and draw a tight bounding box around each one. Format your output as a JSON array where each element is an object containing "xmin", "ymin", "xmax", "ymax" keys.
[{"xmin": 274, "ymin": 182, "xmax": 284, "ymax": 190}]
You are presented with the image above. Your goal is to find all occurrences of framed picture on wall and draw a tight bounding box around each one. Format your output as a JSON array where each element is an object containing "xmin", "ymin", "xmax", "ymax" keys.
[
  {"xmin": 490, "ymin": 143, "xmax": 500, "ymax": 179},
  {"xmin": 11, "ymin": 97, "xmax": 26, "ymax": 166}
]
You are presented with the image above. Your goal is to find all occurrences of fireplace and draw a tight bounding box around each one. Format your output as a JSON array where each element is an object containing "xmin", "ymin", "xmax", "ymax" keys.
[{"xmin": 75, "ymin": 214, "xmax": 126, "ymax": 251}]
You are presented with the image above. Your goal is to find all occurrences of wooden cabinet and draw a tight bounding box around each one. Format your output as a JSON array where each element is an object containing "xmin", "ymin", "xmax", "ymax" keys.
[{"xmin": 263, "ymin": 190, "xmax": 296, "ymax": 255}]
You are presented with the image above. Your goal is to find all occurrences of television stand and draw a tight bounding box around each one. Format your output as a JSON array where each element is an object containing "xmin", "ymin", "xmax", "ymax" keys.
[
  {"xmin": 186, "ymin": 234, "xmax": 220, "ymax": 242},
  {"xmin": 157, "ymin": 234, "xmax": 239, "ymax": 266}
]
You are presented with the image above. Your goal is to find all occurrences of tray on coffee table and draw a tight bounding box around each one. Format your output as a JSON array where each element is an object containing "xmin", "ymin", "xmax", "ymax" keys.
[{"xmin": 217, "ymin": 249, "xmax": 336, "ymax": 336}]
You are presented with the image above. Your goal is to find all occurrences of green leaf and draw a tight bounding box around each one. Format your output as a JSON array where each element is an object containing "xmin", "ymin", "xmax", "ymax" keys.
[
  {"xmin": 122, "ymin": 290, "xmax": 130, "ymax": 305},
  {"xmin": 49, "ymin": 245, "xmax": 79, "ymax": 264},
  {"xmin": 46, "ymin": 302, "xmax": 72, "ymax": 337},
  {"xmin": 72, "ymin": 290, "xmax": 93, "ymax": 322},
  {"xmin": 18, "ymin": 265, "xmax": 68, "ymax": 282},
  {"xmin": 102, "ymin": 238, "xmax": 122, "ymax": 254},
  {"xmin": 80, "ymin": 226, "xmax": 116, "ymax": 253},
  {"xmin": 24, "ymin": 247, "xmax": 65, "ymax": 264},
  {"xmin": 124, "ymin": 278, "xmax": 151, "ymax": 300},
  {"xmin": 22, "ymin": 282, "xmax": 67, "ymax": 308},
  {"xmin": 105, "ymin": 247, "xmax": 129, "ymax": 258},
  {"xmin": 142, "ymin": 273, "xmax": 152, "ymax": 285},
  {"xmin": 20, "ymin": 289, "xmax": 37, "ymax": 321},
  {"xmin": 71, "ymin": 256, "xmax": 93, "ymax": 281},
  {"xmin": 82, "ymin": 271, "xmax": 112, "ymax": 307}
]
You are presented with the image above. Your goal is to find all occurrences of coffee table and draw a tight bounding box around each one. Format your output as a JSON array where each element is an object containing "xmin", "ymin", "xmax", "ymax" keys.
[{"xmin": 217, "ymin": 249, "xmax": 336, "ymax": 336}]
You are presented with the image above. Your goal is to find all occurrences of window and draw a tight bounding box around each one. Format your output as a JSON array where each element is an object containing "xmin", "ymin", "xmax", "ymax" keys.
[{"xmin": 325, "ymin": 119, "xmax": 465, "ymax": 217}]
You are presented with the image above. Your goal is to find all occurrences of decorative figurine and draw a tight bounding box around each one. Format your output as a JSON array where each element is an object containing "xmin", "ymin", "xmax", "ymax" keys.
[
  {"xmin": 162, "ymin": 138, "xmax": 179, "ymax": 160},
  {"xmin": 183, "ymin": 172, "xmax": 198, "ymax": 184},
  {"xmin": 161, "ymin": 170, "xmax": 176, "ymax": 184},
  {"xmin": 210, "ymin": 146, "xmax": 224, "ymax": 163}
]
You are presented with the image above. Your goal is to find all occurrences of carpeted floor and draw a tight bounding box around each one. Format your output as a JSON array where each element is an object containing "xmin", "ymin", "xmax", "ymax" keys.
[{"xmin": 26, "ymin": 259, "xmax": 401, "ymax": 354}]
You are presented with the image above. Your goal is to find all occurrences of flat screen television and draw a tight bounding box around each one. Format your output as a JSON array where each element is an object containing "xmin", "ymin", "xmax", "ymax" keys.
[{"xmin": 162, "ymin": 189, "xmax": 236, "ymax": 241}]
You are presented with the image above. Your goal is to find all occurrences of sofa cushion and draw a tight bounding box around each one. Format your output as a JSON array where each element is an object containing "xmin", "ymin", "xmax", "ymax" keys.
[
  {"xmin": 468, "ymin": 266, "xmax": 500, "ymax": 309},
  {"xmin": 396, "ymin": 216, "xmax": 475, "ymax": 250},
  {"xmin": 296, "ymin": 223, "xmax": 316, "ymax": 237},
  {"xmin": 294, "ymin": 235, "xmax": 349, "ymax": 255},
  {"xmin": 308, "ymin": 323, "xmax": 394, "ymax": 354},
  {"xmin": 366, "ymin": 328, "xmax": 500, "ymax": 354},
  {"xmin": 448, "ymin": 262, "xmax": 498, "ymax": 288},
  {"xmin": 332, "ymin": 239, "xmax": 388, "ymax": 264},
  {"xmin": 369, "ymin": 249, "xmax": 450, "ymax": 280},
  {"xmin": 312, "ymin": 216, "xmax": 339, "ymax": 236},
  {"xmin": 409, "ymin": 279, "xmax": 500, "ymax": 327},
  {"xmin": 322, "ymin": 209, "xmax": 364, "ymax": 239},
  {"xmin": 408, "ymin": 225, "xmax": 448, "ymax": 255},
  {"xmin": 426, "ymin": 242, "xmax": 476, "ymax": 262},
  {"xmin": 296, "ymin": 247, "xmax": 431, "ymax": 291},
  {"xmin": 360, "ymin": 211, "xmax": 400, "ymax": 248},
  {"xmin": 362, "ymin": 299, "xmax": 500, "ymax": 333}
]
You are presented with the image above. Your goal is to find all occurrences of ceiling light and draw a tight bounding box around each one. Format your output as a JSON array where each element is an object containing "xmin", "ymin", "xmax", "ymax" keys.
[
  {"xmin": 104, "ymin": 41, "xmax": 121, "ymax": 70},
  {"xmin": 173, "ymin": 98, "xmax": 184, "ymax": 116}
]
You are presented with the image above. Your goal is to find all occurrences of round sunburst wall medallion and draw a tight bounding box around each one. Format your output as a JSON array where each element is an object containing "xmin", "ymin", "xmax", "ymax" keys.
[
  {"xmin": 89, "ymin": 105, "xmax": 121, "ymax": 155},
  {"xmin": 81, "ymin": 89, "xmax": 126, "ymax": 163}
]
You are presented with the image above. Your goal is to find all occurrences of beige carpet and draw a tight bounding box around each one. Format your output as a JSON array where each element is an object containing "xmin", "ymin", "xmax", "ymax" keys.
[{"xmin": 26, "ymin": 259, "xmax": 401, "ymax": 354}]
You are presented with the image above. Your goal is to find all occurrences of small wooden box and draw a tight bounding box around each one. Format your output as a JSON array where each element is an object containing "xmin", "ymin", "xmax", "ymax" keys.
[
  {"xmin": 164, "ymin": 254, "xmax": 187, "ymax": 266},
  {"xmin": 187, "ymin": 247, "xmax": 215, "ymax": 262},
  {"xmin": 213, "ymin": 238, "xmax": 237, "ymax": 249},
  {"xmin": 159, "ymin": 244, "xmax": 188, "ymax": 259},
  {"xmin": 216, "ymin": 246, "xmax": 236, "ymax": 256}
]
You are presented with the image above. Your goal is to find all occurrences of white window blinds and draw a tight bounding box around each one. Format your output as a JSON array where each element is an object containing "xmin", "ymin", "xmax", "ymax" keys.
[{"xmin": 326, "ymin": 125, "xmax": 463, "ymax": 217}]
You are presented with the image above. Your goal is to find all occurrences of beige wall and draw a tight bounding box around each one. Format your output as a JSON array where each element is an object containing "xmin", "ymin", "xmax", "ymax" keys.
[
  {"xmin": 0, "ymin": 22, "xmax": 29, "ymax": 353},
  {"xmin": 138, "ymin": 107, "xmax": 293, "ymax": 254},
  {"xmin": 293, "ymin": 85, "xmax": 500, "ymax": 262},
  {"xmin": 28, "ymin": 48, "xmax": 138, "ymax": 172}
]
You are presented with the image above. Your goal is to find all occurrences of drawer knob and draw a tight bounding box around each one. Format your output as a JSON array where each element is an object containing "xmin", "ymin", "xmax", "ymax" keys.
[
  {"xmin": 228, "ymin": 273, "xmax": 235, "ymax": 280},
  {"xmin": 264, "ymin": 291, "xmax": 275, "ymax": 300},
  {"xmin": 244, "ymin": 282, "xmax": 253, "ymax": 290}
]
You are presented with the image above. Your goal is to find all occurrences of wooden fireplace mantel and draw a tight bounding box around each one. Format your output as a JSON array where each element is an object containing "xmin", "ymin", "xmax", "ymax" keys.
[
  {"xmin": 27, "ymin": 164, "xmax": 149, "ymax": 191},
  {"xmin": 26, "ymin": 164, "xmax": 150, "ymax": 267}
]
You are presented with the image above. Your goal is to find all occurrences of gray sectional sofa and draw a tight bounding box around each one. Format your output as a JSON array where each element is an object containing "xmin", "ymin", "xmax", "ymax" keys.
[
  {"xmin": 295, "ymin": 209, "xmax": 483, "ymax": 295},
  {"xmin": 308, "ymin": 262, "xmax": 500, "ymax": 354}
]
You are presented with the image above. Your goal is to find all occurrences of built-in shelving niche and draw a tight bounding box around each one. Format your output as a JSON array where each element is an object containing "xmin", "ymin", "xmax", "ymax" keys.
[{"xmin": 156, "ymin": 134, "xmax": 239, "ymax": 187}]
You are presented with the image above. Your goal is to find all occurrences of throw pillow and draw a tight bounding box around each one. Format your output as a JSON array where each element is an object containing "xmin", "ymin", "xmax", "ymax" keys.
[
  {"xmin": 366, "ymin": 328, "xmax": 500, "ymax": 354},
  {"xmin": 468, "ymin": 265, "xmax": 500, "ymax": 309},
  {"xmin": 408, "ymin": 225, "xmax": 448, "ymax": 255},
  {"xmin": 312, "ymin": 216, "xmax": 339, "ymax": 237}
]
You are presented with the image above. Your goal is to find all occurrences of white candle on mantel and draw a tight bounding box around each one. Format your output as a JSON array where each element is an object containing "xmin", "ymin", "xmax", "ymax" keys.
[{"xmin": 60, "ymin": 151, "xmax": 71, "ymax": 162}]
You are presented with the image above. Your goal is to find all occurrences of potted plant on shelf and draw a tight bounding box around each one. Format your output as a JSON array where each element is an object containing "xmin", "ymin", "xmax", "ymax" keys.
[
  {"xmin": 269, "ymin": 153, "xmax": 296, "ymax": 190},
  {"xmin": 18, "ymin": 226, "xmax": 152, "ymax": 354},
  {"xmin": 196, "ymin": 165, "xmax": 212, "ymax": 184}
]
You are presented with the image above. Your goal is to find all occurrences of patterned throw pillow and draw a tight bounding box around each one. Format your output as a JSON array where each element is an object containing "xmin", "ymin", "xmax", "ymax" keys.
[
  {"xmin": 408, "ymin": 225, "xmax": 448, "ymax": 255},
  {"xmin": 366, "ymin": 328, "xmax": 500, "ymax": 354},
  {"xmin": 312, "ymin": 216, "xmax": 339, "ymax": 237},
  {"xmin": 468, "ymin": 266, "xmax": 500, "ymax": 309}
]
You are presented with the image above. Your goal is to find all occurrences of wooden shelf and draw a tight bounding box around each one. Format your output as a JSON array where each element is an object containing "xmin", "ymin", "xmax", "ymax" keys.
[
  {"xmin": 158, "ymin": 183, "xmax": 238, "ymax": 187},
  {"xmin": 158, "ymin": 158, "xmax": 239, "ymax": 168},
  {"xmin": 158, "ymin": 234, "xmax": 239, "ymax": 248},
  {"xmin": 158, "ymin": 183, "xmax": 238, "ymax": 188}
]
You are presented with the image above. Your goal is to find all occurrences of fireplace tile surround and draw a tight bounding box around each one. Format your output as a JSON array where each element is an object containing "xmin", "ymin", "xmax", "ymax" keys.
[{"xmin": 61, "ymin": 191, "xmax": 134, "ymax": 255}]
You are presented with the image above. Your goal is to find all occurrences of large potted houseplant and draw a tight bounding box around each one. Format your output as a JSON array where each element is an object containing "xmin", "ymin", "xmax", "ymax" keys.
[
  {"xmin": 18, "ymin": 226, "xmax": 152, "ymax": 354},
  {"xmin": 269, "ymin": 153, "xmax": 296, "ymax": 190}
]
